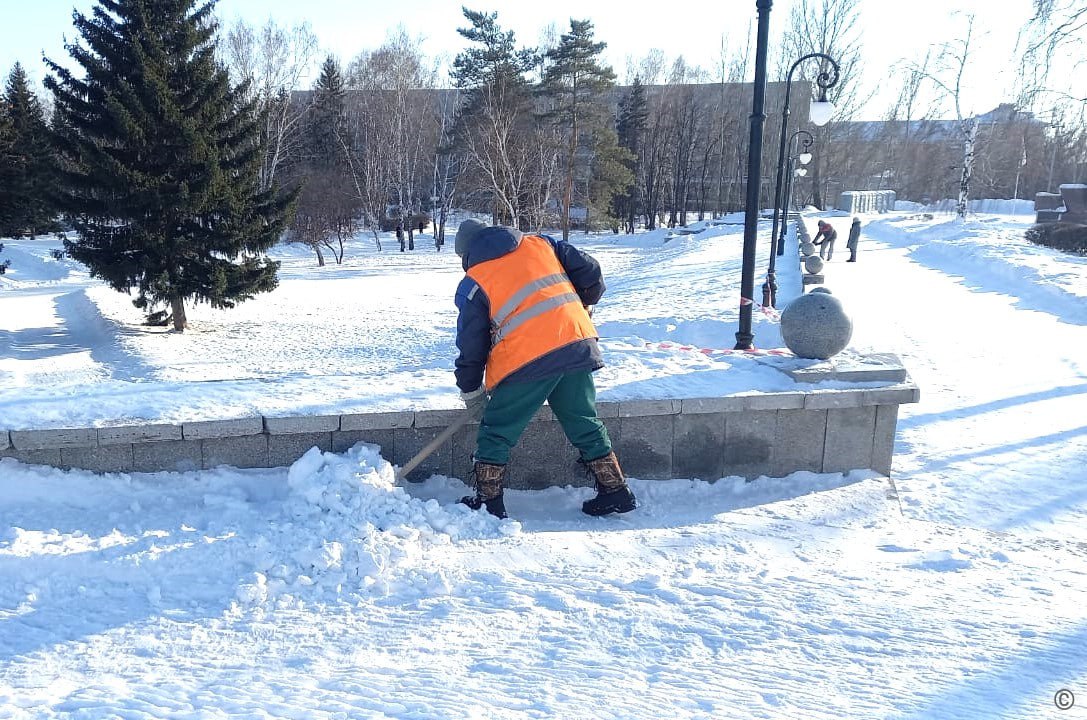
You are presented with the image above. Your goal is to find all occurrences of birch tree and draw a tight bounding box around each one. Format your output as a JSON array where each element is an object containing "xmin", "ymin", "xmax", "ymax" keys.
[
  {"xmin": 913, "ymin": 15, "xmax": 982, "ymax": 219},
  {"xmin": 221, "ymin": 18, "xmax": 319, "ymax": 191}
]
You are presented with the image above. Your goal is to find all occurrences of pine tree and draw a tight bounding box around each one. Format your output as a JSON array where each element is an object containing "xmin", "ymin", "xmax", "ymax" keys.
[
  {"xmin": 540, "ymin": 20, "xmax": 617, "ymax": 239},
  {"xmin": 615, "ymin": 77, "xmax": 649, "ymax": 233},
  {"xmin": 45, "ymin": 0, "xmax": 293, "ymax": 331},
  {"xmin": 451, "ymin": 9, "xmax": 538, "ymax": 225},
  {"xmin": 0, "ymin": 97, "xmax": 16, "ymax": 236},
  {"xmin": 2, "ymin": 63, "xmax": 56, "ymax": 237}
]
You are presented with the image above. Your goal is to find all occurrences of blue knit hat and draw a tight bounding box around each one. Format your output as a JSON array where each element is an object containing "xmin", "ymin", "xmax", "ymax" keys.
[{"xmin": 455, "ymin": 219, "xmax": 487, "ymax": 257}]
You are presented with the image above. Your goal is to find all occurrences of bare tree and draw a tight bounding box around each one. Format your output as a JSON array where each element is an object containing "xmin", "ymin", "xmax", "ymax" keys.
[
  {"xmin": 1018, "ymin": 0, "xmax": 1087, "ymax": 107},
  {"xmin": 778, "ymin": 0, "xmax": 867, "ymax": 209},
  {"xmin": 221, "ymin": 18, "xmax": 319, "ymax": 191},
  {"xmin": 348, "ymin": 27, "xmax": 439, "ymax": 250},
  {"xmin": 912, "ymin": 15, "xmax": 982, "ymax": 218}
]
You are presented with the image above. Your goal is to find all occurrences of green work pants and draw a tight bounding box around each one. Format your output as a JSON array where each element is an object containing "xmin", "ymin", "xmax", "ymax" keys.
[{"xmin": 475, "ymin": 371, "xmax": 611, "ymax": 466}]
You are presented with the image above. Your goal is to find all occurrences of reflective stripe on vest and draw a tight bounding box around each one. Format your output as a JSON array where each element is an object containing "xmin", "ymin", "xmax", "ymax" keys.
[{"xmin": 466, "ymin": 234, "xmax": 597, "ymax": 389}]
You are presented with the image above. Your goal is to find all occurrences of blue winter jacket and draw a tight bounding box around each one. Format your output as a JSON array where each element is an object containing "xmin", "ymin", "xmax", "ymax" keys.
[{"xmin": 454, "ymin": 226, "xmax": 605, "ymax": 393}]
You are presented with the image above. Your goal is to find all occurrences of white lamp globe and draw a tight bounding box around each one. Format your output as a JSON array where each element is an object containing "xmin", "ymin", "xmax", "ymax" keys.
[{"xmin": 809, "ymin": 99, "xmax": 835, "ymax": 126}]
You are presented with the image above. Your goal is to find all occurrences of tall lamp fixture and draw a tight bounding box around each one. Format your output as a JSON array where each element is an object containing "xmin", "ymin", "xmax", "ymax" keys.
[
  {"xmin": 775, "ymin": 130, "xmax": 815, "ymax": 270},
  {"xmin": 761, "ymin": 52, "xmax": 840, "ymax": 310},
  {"xmin": 734, "ymin": 0, "xmax": 773, "ymax": 351}
]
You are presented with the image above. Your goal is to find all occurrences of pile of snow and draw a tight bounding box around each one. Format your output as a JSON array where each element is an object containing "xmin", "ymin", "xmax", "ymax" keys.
[{"xmin": 241, "ymin": 443, "xmax": 518, "ymax": 610}]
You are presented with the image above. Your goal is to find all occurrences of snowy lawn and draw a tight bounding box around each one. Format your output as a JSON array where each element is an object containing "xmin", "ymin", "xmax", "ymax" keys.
[{"xmin": 1, "ymin": 211, "xmax": 1086, "ymax": 718}]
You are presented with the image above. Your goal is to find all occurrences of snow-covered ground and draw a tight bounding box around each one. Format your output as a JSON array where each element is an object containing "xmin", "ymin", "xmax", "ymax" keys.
[{"xmin": 2, "ymin": 209, "xmax": 1086, "ymax": 718}]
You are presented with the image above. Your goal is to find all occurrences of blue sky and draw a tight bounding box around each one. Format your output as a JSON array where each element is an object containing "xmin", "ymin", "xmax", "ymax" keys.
[{"xmin": 0, "ymin": 0, "xmax": 1035, "ymax": 121}]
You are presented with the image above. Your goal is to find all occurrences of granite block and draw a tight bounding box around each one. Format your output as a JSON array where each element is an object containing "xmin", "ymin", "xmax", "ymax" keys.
[
  {"xmin": 264, "ymin": 415, "xmax": 340, "ymax": 434},
  {"xmin": 60, "ymin": 444, "xmax": 134, "ymax": 473},
  {"xmin": 202, "ymin": 434, "xmax": 271, "ymax": 469},
  {"xmin": 133, "ymin": 440, "xmax": 202, "ymax": 473},
  {"xmin": 771, "ymin": 409, "xmax": 828, "ymax": 477},
  {"xmin": 11, "ymin": 428, "xmax": 98, "ymax": 450},
  {"xmin": 183, "ymin": 417, "xmax": 263, "ymax": 440},
  {"xmin": 267, "ymin": 432, "xmax": 332, "ymax": 467},
  {"xmin": 673, "ymin": 412, "xmax": 726, "ymax": 481},
  {"xmin": 98, "ymin": 424, "xmax": 183, "ymax": 446},
  {"xmin": 340, "ymin": 411, "xmax": 414, "ymax": 431},
  {"xmin": 723, "ymin": 411, "xmax": 775, "ymax": 479},
  {"xmin": 822, "ymin": 406, "xmax": 877, "ymax": 474}
]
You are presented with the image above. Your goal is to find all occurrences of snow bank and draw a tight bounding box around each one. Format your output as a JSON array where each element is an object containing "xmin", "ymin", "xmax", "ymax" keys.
[
  {"xmin": 919, "ymin": 198, "xmax": 1035, "ymax": 215},
  {"xmin": 0, "ymin": 443, "xmax": 519, "ymax": 621}
]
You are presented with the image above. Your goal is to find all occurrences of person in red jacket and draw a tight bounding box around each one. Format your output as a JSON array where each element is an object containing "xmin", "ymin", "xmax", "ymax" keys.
[
  {"xmin": 813, "ymin": 220, "xmax": 838, "ymax": 260},
  {"xmin": 452, "ymin": 218, "xmax": 637, "ymax": 519}
]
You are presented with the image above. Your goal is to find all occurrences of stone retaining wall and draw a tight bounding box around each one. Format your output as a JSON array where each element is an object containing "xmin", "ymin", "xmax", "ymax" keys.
[{"xmin": 1, "ymin": 381, "xmax": 920, "ymax": 488}]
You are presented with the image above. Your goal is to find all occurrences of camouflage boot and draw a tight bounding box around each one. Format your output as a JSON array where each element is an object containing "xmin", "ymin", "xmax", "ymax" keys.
[
  {"xmin": 582, "ymin": 451, "xmax": 637, "ymax": 516},
  {"xmin": 459, "ymin": 461, "xmax": 508, "ymax": 519}
]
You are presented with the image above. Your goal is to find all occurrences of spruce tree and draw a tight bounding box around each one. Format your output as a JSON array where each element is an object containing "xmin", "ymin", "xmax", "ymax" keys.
[
  {"xmin": 2, "ymin": 63, "xmax": 56, "ymax": 237},
  {"xmin": 45, "ymin": 0, "xmax": 293, "ymax": 331},
  {"xmin": 308, "ymin": 56, "xmax": 347, "ymax": 168},
  {"xmin": 615, "ymin": 78, "xmax": 648, "ymax": 233},
  {"xmin": 0, "ymin": 97, "xmax": 16, "ymax": 236},
  {"xmin": 540, "ymin": 20, "xmax": 617, "ymax": 239}
]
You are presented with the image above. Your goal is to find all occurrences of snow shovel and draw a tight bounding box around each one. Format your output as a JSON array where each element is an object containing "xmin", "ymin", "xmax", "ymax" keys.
[{"xmin": 394, "ymin": 404, "xmax": 484, "ymax": 483}]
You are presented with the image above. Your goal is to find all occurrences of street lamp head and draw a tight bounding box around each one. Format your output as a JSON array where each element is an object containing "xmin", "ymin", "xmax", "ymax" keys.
[
  {"xmin": 798, "ymin": 152, "xmax": 813, "ymax": 165},
  {"xmin": 795, "ymin": 167, "xmax": 808, "ymax": 177},
  {"xmin": 809, "ymin": 94, "xmax": 835, "ymax": 126}
]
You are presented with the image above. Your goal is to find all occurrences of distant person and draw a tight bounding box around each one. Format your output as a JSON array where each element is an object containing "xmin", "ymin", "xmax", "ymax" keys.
[
  {"xmin": 813, "ymin": 220, "xmax": 837, "ymax": 260},
  {"xmin": 452, "ymin": 218, "xmax": 637, "ymax": 519},
  {"xmin": 847, "ymin": 217, "xmax": 861, "ymax": 262},
  {"xmin": 395, "ymin": 221, "xmax": 405, "ymax": 252},
  {"xmin": 418, "ymin": 219, "xmax": 426, "ymax": 234}
]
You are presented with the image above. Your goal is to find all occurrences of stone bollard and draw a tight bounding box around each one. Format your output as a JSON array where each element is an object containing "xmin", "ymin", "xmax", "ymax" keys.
[
  {"xmin": 800, "ymin": 240, "xmax": 816, "ymax": 256},
  {"xmin": 803, "ymin": 255, "xmax": 824, "ymax": 274},
  {"xmin": 780, "ymin": 292, "xmax": 853, "ymax": 359}
]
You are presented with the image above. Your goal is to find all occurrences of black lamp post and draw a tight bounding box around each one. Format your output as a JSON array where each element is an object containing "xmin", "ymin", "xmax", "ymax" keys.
[
  {"xmin": 761, "ymin": 52, "xmax": 840, "ymax": 310},
  {"xmin": 734, "ymin": 0, "xmax": 773, "ymax": 351},
  {"xmin": 775, "ymin": 129, "xmax": 815, "ymax": 261}
]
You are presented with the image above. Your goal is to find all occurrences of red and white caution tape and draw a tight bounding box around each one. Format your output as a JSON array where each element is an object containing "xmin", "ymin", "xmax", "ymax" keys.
[
  {"xmin": 642, "ymin": 341, "xmax": 791, "ymax": 357},
  {"xmin": 740, "ymin": 296, "xmax": 782, "ymax": 322}
]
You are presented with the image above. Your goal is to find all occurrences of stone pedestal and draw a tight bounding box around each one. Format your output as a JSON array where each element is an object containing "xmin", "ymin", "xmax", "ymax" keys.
[{"xmin": 1060, "ymin": 184, "xmax": 1087, "ymax": 223}]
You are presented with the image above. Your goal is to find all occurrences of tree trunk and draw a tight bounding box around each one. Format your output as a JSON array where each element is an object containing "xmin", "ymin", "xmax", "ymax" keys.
[
  {"xmin": 314, "ymin": 244, "xmax": 325, "ymax": 266},
  {"xmin": 170, "ymin": 296, "xmax": 187, "ymax": 332},
  {"xmin": 562, "ymin": 117, "xmax": 578, "ymax": 241},
  {"xmin": 957, "ymin": 118, "xmax": 979, "ymax": 219}
]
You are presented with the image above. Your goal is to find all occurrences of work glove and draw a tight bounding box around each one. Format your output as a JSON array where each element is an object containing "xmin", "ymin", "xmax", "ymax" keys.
[{"xmin": 460, "ymin": 386, "xmax": 488, "ymax": 416}]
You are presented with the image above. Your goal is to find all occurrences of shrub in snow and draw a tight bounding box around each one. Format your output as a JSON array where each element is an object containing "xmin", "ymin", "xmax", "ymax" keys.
[
  {"xmin": 0, "ymin": 259, "xmax": 9, "ymax": 275},
  {"xmin": 1025, "ymin": 223, "xmax": 1087, "ymax": 256}
]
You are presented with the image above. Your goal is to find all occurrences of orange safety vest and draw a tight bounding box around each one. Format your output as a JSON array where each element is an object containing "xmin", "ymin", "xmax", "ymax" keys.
[{"xmin": 466, "ymin": 234, "xmax": 597, "ymax": 390}]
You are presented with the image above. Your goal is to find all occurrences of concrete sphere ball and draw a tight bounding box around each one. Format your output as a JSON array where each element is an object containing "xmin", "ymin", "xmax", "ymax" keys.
[
  {"xmin": 780, "ymin": 292, "xmax": 853, "ymax": 359},
  {"xmin": 810, "ymin": 286, "xmax": 833, "ymax": 294},
  {"xmin": 803, "ymin": 255, "xmax": 824, "ymax": 274},
  {"xmin": 800, "ymin": 240, "xmax": 816, "ymax": 256}
]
